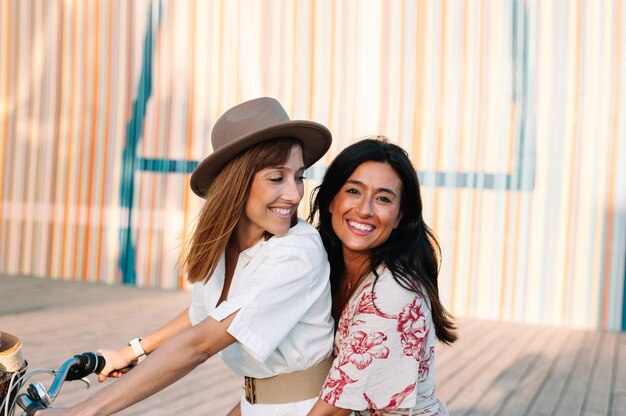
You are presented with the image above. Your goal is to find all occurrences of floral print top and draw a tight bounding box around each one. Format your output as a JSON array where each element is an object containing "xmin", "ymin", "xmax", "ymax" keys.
[{"xmin": 319, "ymin": 268, "xmax": 448, "ymax": 416}]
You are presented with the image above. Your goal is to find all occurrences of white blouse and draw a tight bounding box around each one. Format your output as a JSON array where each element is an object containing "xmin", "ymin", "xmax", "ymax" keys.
[{"xmin": 188, "ymin": 219, "xmax": 334, "ymax": 379}]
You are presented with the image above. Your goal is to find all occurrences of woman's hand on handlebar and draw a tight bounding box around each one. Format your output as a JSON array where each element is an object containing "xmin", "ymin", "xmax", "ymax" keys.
[{"xmin": 96, "ymin": 347, "xmax": 135, "ymax": 382}]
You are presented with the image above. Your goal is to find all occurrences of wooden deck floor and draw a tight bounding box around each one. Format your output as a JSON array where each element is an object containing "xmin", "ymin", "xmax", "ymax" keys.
[{"xmin": 1, "ymin": 275, "xmax": 625, "ymax": 415}]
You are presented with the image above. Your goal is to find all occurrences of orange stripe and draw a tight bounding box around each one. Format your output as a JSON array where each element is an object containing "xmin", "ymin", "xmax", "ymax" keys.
[
  {"xmin": 82, "ymin": 0, "xmax": 100, "ymax": 281},
  {"xmin": 601, "ymin": 0, "xmax": 622, "ymax": 328},
  {"xmin": 7, "ymin": 1, "xmax": 23, "ymax": 272},
  {"xmin": 95, "ymin": 0, "xmax": 113, "ymax": 283},
  {"xmin": 449, "ymin": 191, "xmax": 462, "ymax": 311},
  {"xmin": 235, "ymin": 0, "xmax": 241, "ymax": 102},
  {"xmin": 145, "ymin": 15, "xmax": 164, "ymax": 287},
  {"xmin": 411, "ymin": 0, "xmax": 426, "ymax": 159},
  {"xmin": 34, "ymin": 3, "xmax": 46, "ymax": 271},
  {"xmin": 324, "ymin": 2, "xmax": 339, "ymax": 166},
  {"xmin": 125, "ymin": 0, "xmax": 133, "ymax": 123},
  {"xmin": 21, "ymin": 3, "xmax": 36, "ymax": 273},
  {"xmin": 136, "ymin": 173, "xmax": 145, "ymax": 284},
  {"xmin": 48, "ymin": 1, "xmax": 64, "ymax": 277},
  {"xmin": 18, "ymin": 2, "xmax": 35, "ymax": 273},
  {"xmin": 508, "ymin": 5, "xmax": 524, "ymax": 319},
  {"xmin": 397, "ymin": 0, "xmax": 406, "ymax": 142},
  {"xmin": 0, "ymin": 0, "xmax": 12, "ymax": 268},
  {"xmin": 308, "ymin": 0, "xmax": 316, "ymax": 120},
  {"xmin": 500, "ymin": 5, "xmax": 527, "ymax": 317},
  {"xmin": 378, "ymin": 2, "xmax": 390, "ymax": 137},
  {"xmin": 180, "ymin": 0, "xmax": 198, "ymax": 289},
  {"xmin": 562, "ymin": 0, "xmax": 582, "ymax": 324},
  {"xmin": 326, "ymin": 0, "xmax": 334, "ymax": 152},
  {"xmin": 159, "ymin": 0, "xmax": 176, "ymax": 288},
  {"xmin": 33, "ymin": 1, "xmax": 48, "ymax": 274},
  {"xmin": 499, "ymin": 104, "xmax": 517, "ymax": 318},
  {"xmin": 217, "ymin": 0, "xmax": 224, "ymax": 111},
  {"xmin": 466, "ymin": 1, "xmax": 486, "ymax": 312},
  {"xmin": 61, "ymin": 1, "xmax": 79, "ymax": 278},
  {"xmin": 290, "ymin": 0, "xmax": 298, "ymax": 119},
  {"xmin": 135, "ymin": 5, "xmax": 150, "ymax": 287},
  {"xmin": 72, "ymin": 1, "xmax": 90, "ymax": 281},
  {"xmin": 510, "ymin": 180, "xmax": 523, "ymax": 318},
  {"xmin": 9, "ymin": 1, "xmax": 18, "ymax": 270},
  {"xmin": 432, "ymin": 0, "xmax": 447, "ymax": 232},
  {"xmin": 449, "ymin": 2, "xmax": 470, "ymax": 311}
]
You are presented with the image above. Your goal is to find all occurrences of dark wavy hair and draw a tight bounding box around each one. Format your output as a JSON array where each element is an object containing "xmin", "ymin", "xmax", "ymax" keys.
[{"xmin": 309, "ymin": 137, "xmax": 457, "ymax": 344}]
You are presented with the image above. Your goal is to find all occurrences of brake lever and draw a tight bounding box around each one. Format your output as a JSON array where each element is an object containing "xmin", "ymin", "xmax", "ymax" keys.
[{"xmin": 78, "ymin": 377, "xmax": 91, "ymax": 389}]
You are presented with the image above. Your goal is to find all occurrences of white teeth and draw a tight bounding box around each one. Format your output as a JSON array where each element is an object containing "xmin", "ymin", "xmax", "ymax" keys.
[
  {"xmin": 348, "ymin": 220, "xmax": 373, "ymax": 232},
  {"xmin": 271, "ymin": 208, "xmax": 291, "ymax": 215}
]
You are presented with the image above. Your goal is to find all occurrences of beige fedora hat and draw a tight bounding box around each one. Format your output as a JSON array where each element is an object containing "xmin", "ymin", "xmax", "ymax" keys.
[{"xmin": 190, "ymin": 97, "xmax": 332, "ymax": 198}]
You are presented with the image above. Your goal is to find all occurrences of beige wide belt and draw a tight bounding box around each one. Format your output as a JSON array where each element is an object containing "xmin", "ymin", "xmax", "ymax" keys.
[{"xmin": 244, "ymin": 356, "xmax": 333, "ymax": 404}]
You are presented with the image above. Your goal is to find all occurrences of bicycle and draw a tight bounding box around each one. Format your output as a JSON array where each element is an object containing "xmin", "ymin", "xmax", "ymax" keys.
[{"xmin": 0, "ymin": 340, "xmax": 105, "ymax": 416}]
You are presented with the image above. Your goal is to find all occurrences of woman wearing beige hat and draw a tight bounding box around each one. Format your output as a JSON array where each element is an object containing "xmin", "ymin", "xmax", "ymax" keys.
[{"xmin": 37, "ymin": 97, "xmax": 335, "ymax": 416}]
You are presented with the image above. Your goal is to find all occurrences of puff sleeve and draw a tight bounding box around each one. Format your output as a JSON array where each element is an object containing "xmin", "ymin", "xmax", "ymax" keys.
[
  {"xmin": 209, "ymin": 243, "xmax": 330, "ymax": 363},
  {"xmin": 320, "ymin": 275, "xmax": 438, "ymax": 413}
]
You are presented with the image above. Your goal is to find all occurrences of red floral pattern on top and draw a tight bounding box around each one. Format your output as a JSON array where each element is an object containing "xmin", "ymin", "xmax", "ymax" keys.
[
  {"xmin": 419, "ymin": 347, "xmax": 435, "ymax": 382},
  {"xmin": 361, "ymin": 383, "xmax": 416, "ymax": 415},
  {"xmin": 320, "ymin": 270, "xmax": 447, "ymax": 415},
  {"xmin": 324, "ymin": 330, "xmax": 390, "ymax": 406},
  {"xmin": 335, "ymin": 281, "xmax": 394, "ymax": 354},
  {"xmin": 336, "ymin": 299, "xmax": 357, "ymax": 341},
  {"xmin": 397, "ymin": 297, "xmax": 429, "ymax": 360},
  {"xmin": 321, "ymin": 366, "xmax": 357, "ymax": 405},
  {"xmin": 338, "ymin": 331, "xmax": 390, "ymax": 369},
  {"xmin": 355, "ymin": 282, "xmax": 396, "ymax": 319}
]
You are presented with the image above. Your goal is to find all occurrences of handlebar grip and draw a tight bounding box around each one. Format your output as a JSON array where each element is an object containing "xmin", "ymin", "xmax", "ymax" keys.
[
  {"xmin": 23, "ymin": 400, "xmax": 47, "ymax": 416},
  {"xmin": 65, "ymin": 352, "xmax": 106, "ymax": 381}
]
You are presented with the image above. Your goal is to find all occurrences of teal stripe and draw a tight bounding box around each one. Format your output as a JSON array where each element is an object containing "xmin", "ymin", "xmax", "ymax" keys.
[
  {"xmin": 119, "ymin": 3, "xmax": 157, "ymax": 285},
  {"xmin": 139, "ymin": 157, "xmax": 198, "ymax": 174}
]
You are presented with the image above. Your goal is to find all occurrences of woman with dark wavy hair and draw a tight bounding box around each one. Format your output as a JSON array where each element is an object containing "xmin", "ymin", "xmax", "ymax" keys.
[{"xmin": 308, "ymin": 137, "xmax": 456, "ymax": 416}]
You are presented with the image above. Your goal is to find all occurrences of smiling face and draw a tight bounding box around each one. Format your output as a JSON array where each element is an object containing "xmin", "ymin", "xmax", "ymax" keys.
[
  {"xmin": 329, "ymin": 161, "xmax": 403, "ymax": 265},
  {"xmin": 238, "ymin": 144, "xmax": 305, "ymax": 244}
]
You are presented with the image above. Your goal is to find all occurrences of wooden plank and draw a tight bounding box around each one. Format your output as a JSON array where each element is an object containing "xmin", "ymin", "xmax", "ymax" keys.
[
  {"xmin": 121, "ymin": 362, "xmax": 241, "ymax": 416},
  {"xmin": 438, "ymin": 321, "xmax": 541, "ymax": 414},
  {"xmin": 610, "ymin": 335, "xmax": 626, "ymax": 415},
  {"xmin": 522, "ymin": 327, "xmax": 587, "ymax": 415},
  {"xmin": 437, "ymin": 319, "xmax": 516, "ymax": 388},
  {"xmin": 454, "ymin": 324, "xmax": 554, "ymax": 416},
  {"xmin": 470, "ymin": 327, "xmax": 567, "ymax": 416},
  {"xmin": 436, "ymin": 318, "xmax": 498, "ymax": 371},
  {"xmin": 582, "ymin": 331, "xmax": 617, "ymax": 414},
  {"xmin": 612, "ymin": 395, "xmax": 626, "ymax": 416},
  {"xmin": 553, "ymin": 330, "xmax": 604, "ymax": 416}
]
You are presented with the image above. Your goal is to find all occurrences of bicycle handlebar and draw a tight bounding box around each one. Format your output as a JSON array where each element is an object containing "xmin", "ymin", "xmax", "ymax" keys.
[
  {"xmin": 64, "ymin": 352, "xmax": 105, "ymax": 382},
  {"xmin": 16, "ymin": 352, "xmax": 106, "ymax": 415}
]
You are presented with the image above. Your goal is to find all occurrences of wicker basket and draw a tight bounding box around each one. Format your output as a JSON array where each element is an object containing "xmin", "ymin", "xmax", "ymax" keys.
[{"xmin": 0, "ymin": 361, "xmax": 28, "ymax": 414}]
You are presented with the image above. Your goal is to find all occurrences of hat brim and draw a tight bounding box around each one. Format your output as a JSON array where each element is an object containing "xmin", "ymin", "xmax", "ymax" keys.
[{"xmin": 190, "ymin": 120, "xmax": 331, "ymax": 198}]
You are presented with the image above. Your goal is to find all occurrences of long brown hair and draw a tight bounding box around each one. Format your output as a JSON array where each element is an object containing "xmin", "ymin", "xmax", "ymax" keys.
[{"xmin": 184, "ymin": 138, "xmax": 302, "ymax": 283}]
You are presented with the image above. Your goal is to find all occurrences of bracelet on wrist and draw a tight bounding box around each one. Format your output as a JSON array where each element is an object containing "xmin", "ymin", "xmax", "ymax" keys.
[{"xmin": 128, "ymin": 337, "xmax": 146, "ymax": 363}]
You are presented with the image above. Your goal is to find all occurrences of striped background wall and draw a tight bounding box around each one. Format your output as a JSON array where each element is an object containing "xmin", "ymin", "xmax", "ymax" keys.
[{"xmin": 1, "ymin": 0, "xmax": 624, "ymax": 331}]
